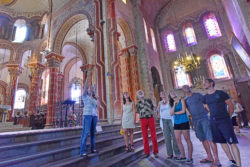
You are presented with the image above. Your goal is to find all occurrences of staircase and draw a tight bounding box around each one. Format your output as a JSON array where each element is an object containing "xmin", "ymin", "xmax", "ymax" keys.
[
  {"xmin": 0, "ymin": 122, "xmax": 31, "ymax": 133},
  {"xmin": 0, "ymin": 123, "xmax": 164, "ymax": 167}
]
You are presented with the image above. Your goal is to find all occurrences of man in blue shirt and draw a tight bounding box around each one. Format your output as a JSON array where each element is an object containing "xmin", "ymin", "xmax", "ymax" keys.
[
  {"xmin": 182, "ymin": 85, "xmax": 220, "ymax": 166},
  {"xmin": 204, "ymin": 79, "xmax": 241, "ymax": 167}
]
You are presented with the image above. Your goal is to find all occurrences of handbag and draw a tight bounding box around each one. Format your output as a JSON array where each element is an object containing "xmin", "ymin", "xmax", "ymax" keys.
[
  {"xmin": 120, "ymin": 128, "xmax": 124, "ymax": 135},
  {"xmin": 234, "ymin": 103, "xmax": 243, "ymax": 113}
]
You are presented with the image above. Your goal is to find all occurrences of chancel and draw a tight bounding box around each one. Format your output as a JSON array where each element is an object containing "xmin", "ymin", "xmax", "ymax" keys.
[{"xmin": 0, "ymin": 0, "xmax": 249, "ymax": 167}]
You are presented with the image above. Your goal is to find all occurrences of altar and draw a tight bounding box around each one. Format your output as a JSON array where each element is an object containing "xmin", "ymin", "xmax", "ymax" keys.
[{"xmin": 0, "ymin": 105, "xmax": 11, "ymax": 122}]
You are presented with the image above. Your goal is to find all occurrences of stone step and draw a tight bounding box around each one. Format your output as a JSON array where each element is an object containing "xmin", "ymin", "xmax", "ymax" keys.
[
  {"xmin": 40, "ymin": 131, "xmax": 163, "ymax": 167},
  {"xmin": 0, "ymin": 122, "xmax": 14, "ymax": 126},
  {"xmin": 0, "ymin": 127, "xmax": 161, "ymax": 160},
  {"xmin": 0, "ymin": 127, "xmax": 31, "ymax": 133},
  {"xmin": 0, "ymin": 124, "xmax": 127, "ymax": 146},
  {"xmin": 90, "ymin": 137, "xmax": 165, "ymax": 167},
  {"xmin": 0, "ymin": 126, "xmax": 161, "ymax": 160},
  {"xmin": 0, "ymin": 129, "xmax": 163, "ymax": 167}
]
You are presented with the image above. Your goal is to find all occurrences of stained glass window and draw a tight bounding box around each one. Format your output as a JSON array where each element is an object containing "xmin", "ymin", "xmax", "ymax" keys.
[
  {"xmin": 13, "ymin": 19, "xmax": 27, "ymax": 43},
  {"xmin": 203, "ymin": 13, "xmax": 222, "ymax": 38},
  {"xmin": 71, "ymin": 83, "xmax": 81, "ymax": 103},
  {"xmin": 183, "ymin": 24, "xmax": 197, "ymax": 45},
  {"xmin": 150, "ymin": 28, "xmax": 157, "ymax": 52},
  {"xmin": 174, "ymin": 66, "xmax": 191, "ymax": 88},
  {"xmin": 14, "ymin": 89, "xmax": 26, "ymax": 109},
  {"xmin": 210, "ymin": 54, "xmax": 229, "ymax": 79},
  {"xmin": 164, "ymin": 32, "xmax": 176, "ymax": 52}
]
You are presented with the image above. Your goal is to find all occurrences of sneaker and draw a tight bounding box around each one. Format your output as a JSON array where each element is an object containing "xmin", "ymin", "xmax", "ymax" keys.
[
  {"xmin": 176, "ymin": 157, "xmax": 186, "ymax": 161},
  {"xmin": 154, "ymin": 153, "xmax": 158, "ymax": 158},
  {"xmin": 228, "ymin": 160, "xmax": 238, "ymax": 167},
  {"xmin": 186, "ymin": 158, "xmax": 193, "ymax": 164}
]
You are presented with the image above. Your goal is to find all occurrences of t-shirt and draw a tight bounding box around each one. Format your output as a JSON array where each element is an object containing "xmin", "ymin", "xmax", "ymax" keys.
[
  {"xmin": 82, "ymin": 94, "xmax": 97, "ymax": 116},
  {"xmin": 136, "ymin": 99, "xmax": 154, "ymax": 118},
  {"xmin": 204, "ymin": 90, "xmax": 230, "ymax": 119},
  {"xmin": 185, "ymin": 93, "xmax": 208, "ymax": 121},
  {"xmin": 159, "ymin": 102, "xmax": 172, "ymax": 120},
  {"xmin": 174, "ymin": 100, "xmax": 189, "ymax": 124}
]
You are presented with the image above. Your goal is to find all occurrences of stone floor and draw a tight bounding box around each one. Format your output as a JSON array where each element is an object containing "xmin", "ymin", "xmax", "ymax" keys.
[{"xmin": 130, "ymin": 127, "xmax": 250, "ymax": 167}]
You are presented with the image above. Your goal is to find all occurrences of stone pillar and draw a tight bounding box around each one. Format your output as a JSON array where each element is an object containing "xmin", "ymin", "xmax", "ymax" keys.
[
  {"xmin": 119, "ymin": 51, "xmax": 131, "ymax": 95},
  {"xmin": 102, "ymin": 0, "xmax": 122, "ymax": 123},
  {"xmin": 45, "ymin": 52, "xmax": 64, "ymax": 128},
  {"xmin": 128, "ymin": 46, "xmax": 139, "ymax": 102},
  {"xmin": 57, "ymin": 72, "xmax": 64, "ymax": 102},
  {"xmin": 28, "ymin": 62, "xmax": 45, "ymax": 115},
  {"xmin": 131, "ymin": 0, "xmax": 154, "ymax": 98},
  {"xmin": 6, "ymin": 64, "xmax": 22, "ymax": 120},
  {"xmin": 94, "ymin": 0, "xmax": 107, "ymax": 122}
]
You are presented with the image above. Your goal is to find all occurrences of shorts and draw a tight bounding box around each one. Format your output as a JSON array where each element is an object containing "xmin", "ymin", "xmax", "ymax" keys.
[
  {"xmin": 232, "ymin": 116, "xmax": 238, "ymax": 126},
  {"xmin": 174, "ymin": 122, "xmax": 190, "ymax": 130},
  {"xmin": 193, "ymin": 118, "xmax": 213, "ymax": 141},
  {"xmin": 210, "ymin": 117, "xmax": 238, "ymax": 144}
]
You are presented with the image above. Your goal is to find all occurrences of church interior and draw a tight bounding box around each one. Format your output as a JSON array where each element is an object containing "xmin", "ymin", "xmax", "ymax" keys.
[{"xmin": 0, "ymin": 0, "xmax": 249, "ymax": 166}]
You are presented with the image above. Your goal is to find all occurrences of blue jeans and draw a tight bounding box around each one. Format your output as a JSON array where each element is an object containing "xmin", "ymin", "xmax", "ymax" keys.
[{"xmin": 80, "ymin": 115, "xmax": 98, "ymax": 155}]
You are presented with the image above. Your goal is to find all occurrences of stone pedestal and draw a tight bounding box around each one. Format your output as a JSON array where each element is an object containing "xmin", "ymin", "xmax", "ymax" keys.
[
  {"xmin": 28, "ymin": 62, "xmax": 45, "ymax": 115},
  {"xmin": 45, "ymin": 53, "xmax": 64, "ymax": 128},
  {"xmin": 6, "ymin": 64, "xmax": 22, "ymax": 120}
]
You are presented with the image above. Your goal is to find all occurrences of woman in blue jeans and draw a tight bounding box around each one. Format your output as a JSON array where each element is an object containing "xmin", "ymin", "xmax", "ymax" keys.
[{"xmin": 80, "ymin": 69, "xmax": 99, "ymax": 157}]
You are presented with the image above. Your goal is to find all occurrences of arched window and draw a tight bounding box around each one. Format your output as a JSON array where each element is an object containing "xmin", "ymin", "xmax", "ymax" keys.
[
  {"xmin": 174, "ymin": 66, "xmax": 192, "ymax": 88},
  {"xmin": 164, "ymin": 32, "xmax": 176, "ymax": 52},
  {"xmin": 122, "ymin": 0, "xmax": 127, "ymax": 4},
  {"xmin": 143, "ymin": 18, "xmax": 149, "ymax": 43},
  {"xmin": 41, "ymin": 14, "xmax": 48, "ymax": 38},
  {"xmin": 209, "ymin": 54, "xmax": 230, "ymax": 79},
  {"xmin": 14, "ymin": 89, "xmax": 27, "ymax": 109},
  {"xmin": 13, "ymin": 19, "xmax": 27, "ymax": 42},
  {"xmin": 71, "ymin": 83, "xmax": 81, "ymax": 103},
  {"xmin": 41, "ymin": 70, "xmax": 50, "ymax": 105},
  {"xmin": 150, "ymin": 28, "xmax": 157, "ymax": 52},
  {"xmin": 183, "ymin": 23, "xmax": 197, "ymax": 45},
  {"xmin": 203, "ymin": 13, "xmax": 221, "ymax": 38}
]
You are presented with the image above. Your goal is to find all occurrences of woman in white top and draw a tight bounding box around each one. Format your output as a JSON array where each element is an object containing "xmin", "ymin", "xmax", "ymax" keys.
[
  {"xmin": 157, "ymin": 91, "xmax": 180, "ymax": 159},
  {"xmin": 121, "ymin": 92, "xmax": 136, "ymax": 152}
]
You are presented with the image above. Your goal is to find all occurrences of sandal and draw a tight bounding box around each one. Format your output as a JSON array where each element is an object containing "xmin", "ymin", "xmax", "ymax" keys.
[
  {"xmin": 130, "ymin": 144, "xmax": 135, "ymax": 152},
  {"xmin": 200, "ymin": 159, "xmax": 213, "ymax": 163},
  {"xmin": 125, "ymin": 146, "xmax": 130, "ymax": 152}
]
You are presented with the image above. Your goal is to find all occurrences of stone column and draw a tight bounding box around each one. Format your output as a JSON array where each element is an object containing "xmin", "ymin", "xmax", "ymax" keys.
[
  {"xmin": 94, "ymin": 0, "xmax": 107, "ymax": 122},
  {"xmin": 45, "ymin": 52, "xmax": 64, "ymax": 128},
  {"xmin": 102, "ymin": 0, "xmax": 122, "ymax": 123},
  {"xmin": 28, "ymin": 62, "xmax": 45, "ymax": 115},
  {"xmin": 128, "ymin": 46, "xmax": 140, "ymax": 102},
  {"xmin": 119, "ymin": 51, "xmax": 131, "ymax": 95},
  {"xmin": 6, "ymin": 64, "xmax": 22, "ymax": 120},
  {"xmin": 131, "ymin": 0, "xmax": 154, "ymax": 98}
]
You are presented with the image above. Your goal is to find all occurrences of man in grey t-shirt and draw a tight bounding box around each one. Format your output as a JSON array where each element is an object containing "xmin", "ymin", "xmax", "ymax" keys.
[{"xmin": 182, "ymin": 85, "xmax": 220, "ymax": 166}]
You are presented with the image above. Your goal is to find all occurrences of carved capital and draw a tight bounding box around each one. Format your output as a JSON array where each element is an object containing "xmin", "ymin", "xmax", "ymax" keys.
[
  {"xmin": 46, "ymin": 52, "xmax": 64, "ymax": 68},
  {"xmin": 28, "ymin": 62, "xmax": 45, "ymax": 76},
  {"xmin": 6, "ymin": 64, "xmax": 23, "ymax": 77},
  {"xmin": 80, "ymin": 64, "xmax": 94, "ymax": 72}
]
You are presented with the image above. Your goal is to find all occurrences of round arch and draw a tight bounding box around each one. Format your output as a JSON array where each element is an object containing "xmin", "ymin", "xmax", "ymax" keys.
[
  {"xmin": 62, "ymin": 42, "xmax": 87, "ymax": 64},
  {"xmin": 53, "ymin": 13, "xmax": 91, "ymax": 54},
  {"xmin": 117, "ymin": 17, "xmax": 135, "ymax": 47}
]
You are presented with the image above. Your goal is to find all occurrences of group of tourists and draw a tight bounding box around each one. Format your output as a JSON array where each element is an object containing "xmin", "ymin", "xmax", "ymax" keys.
[{"xmin": 79, "ymin": 69, "xmax": 242, "ymax": 167}]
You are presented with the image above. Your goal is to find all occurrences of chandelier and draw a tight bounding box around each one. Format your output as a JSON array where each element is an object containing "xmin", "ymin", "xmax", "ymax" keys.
[{"xmin": 173, "ymin": 52, "xmax": 201, "ymax": 73}]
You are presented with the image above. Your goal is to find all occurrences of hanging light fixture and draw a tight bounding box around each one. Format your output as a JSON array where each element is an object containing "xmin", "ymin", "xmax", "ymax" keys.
[{"xmin": 173, "ymin": 52, "xmax": 201, "ymax": 73}]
